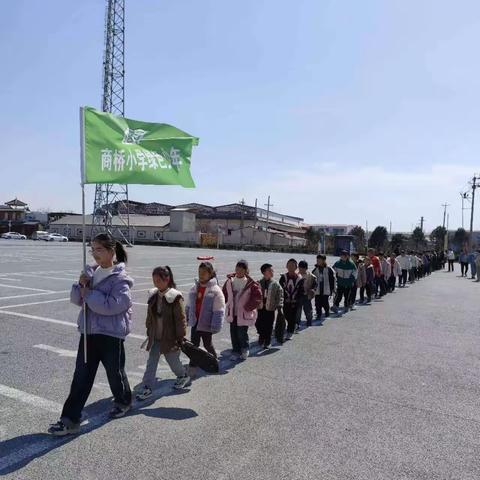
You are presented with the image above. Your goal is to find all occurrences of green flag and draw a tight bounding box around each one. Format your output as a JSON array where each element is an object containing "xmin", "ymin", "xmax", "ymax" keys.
[{"xmin": 80, "ymin": 106, "xmax": 198, "ymax": 187}]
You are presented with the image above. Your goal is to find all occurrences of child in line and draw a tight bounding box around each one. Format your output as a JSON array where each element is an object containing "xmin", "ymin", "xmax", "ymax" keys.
[
  {"xmin": 186, "ymin": 262, "xmax": 225, "ymax": 378},
  {"xmin": 298, "ymin": 260, "xmax": 317, "ymax": 327},
  {"xmin": 279, "ymin": 259, "xmax": 305, "ymax": 339},
  {"xmin": 256, "ymin": 263, "xmax": 284, "ymax": 349},
  {"xmin": 312, "ymin": 255, "xmax": 335, "ymax": 320},
  {"xmin": 49, "ymin": 233, "xmax": 133, "ymax": 436},
  {"xmin": 388, "ymin": 253, "xmax": 401, "ymax": 292},
  {"xmin": 352, "ymin": 253, "xmax": 366, "ymax": 305},
  {"xmin": 332, "ymin": 251, "xmax": 357, "ymax": 313},
  {"xmin": 136, "ymin": 266, "xmax": 190, "ymax": 401},
  {"xmin": 223, "ymin": 260, "xmax": 262, "ymax": 361},
  {"xmin": 364, "ymin": 257, "xmax": 375, "ymax": 304}
]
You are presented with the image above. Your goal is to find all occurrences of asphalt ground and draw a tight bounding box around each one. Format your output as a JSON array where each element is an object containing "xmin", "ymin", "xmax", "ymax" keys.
[{"xmin": 0, "ymin": 240, "xmax": 479, "ymax": 479}]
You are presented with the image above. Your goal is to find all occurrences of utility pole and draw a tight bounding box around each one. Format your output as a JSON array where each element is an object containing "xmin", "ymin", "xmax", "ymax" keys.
[
  {"xmin": 264, "ymin": 196, "xmax": 273, "ymax": 232},
  {"xmin": 460, "ymin": 192, "xmax": 469, "ymax": 229},
  {"xmin": 420, "ymin": 216, "xmax": 424, "ymax": 232},
  {"xmin": 441, "ymin": 203, "xmax": 450, "ymax": 229},
  {"xmin": 444, "ymin": 213, "xmax": 450, "ymax": 251},
  {"xmin": 469, "ymin": 175, "xmax": 478, "ymax": 249},
  {"xmin": 239, "ymin": 198, "xmax": 245, "ymax": 247},
  {"xmin": 389, "ymin": 221, "xmax": 392, "ymax": 235}
]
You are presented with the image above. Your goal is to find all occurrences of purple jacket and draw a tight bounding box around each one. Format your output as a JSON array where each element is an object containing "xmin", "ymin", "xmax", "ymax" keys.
[
  {"xmin": 70, "ymin": 263, "xmax": 134, "ymax": 340},
  {"xmin": 185, "ymin": 279, "xmax": 225, "ymax": 333}
]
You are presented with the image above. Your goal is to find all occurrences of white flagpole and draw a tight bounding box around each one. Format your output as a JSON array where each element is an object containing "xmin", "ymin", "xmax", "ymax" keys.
[{"xmin": 80, "ymin": 107, "xmax": 88, "ymax": 363}]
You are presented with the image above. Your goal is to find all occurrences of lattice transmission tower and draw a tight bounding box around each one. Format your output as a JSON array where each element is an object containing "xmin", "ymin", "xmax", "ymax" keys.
[{"xmin": 91, "ymin": 0, "xmax": 131, "ymax": 243}]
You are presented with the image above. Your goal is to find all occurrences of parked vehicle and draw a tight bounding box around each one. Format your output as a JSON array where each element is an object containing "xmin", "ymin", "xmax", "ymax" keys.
[
  {"xmin": 43, "ymin": 233, "xmax": 69, "ymax": 242},
  {"xmin": 32, "ymin": 231, "xmax": 50, "ymax": 241},
  {"xmin": 1, "ymin": 232, "xmax": 27, "ymax": 240}
]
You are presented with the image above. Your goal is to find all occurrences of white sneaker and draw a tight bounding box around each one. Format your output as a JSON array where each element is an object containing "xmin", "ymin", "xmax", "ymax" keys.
[
  {"xmin": 240, "ymin": 349, "xmax": 249, "ymax": 360},
  {"xmin": 173, "ymin": 375, "xmax": 191, "ymax": 390},
  {"xmin": 135, "ymin": 385, "xmax": 153, "ymax": 401},
  {"xmin": 285, "ymin": 332, "xmax": 293, "ymax": 340}
]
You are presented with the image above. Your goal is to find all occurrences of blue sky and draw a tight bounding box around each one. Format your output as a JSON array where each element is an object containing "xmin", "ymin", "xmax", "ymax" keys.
[{"xmin": 1, "ymin": 0, "xmax": 480, "ymax": 231}]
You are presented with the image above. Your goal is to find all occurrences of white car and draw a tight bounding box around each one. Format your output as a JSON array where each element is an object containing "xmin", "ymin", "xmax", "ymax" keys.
[
  {"xmin": 1, "ymin": 232, "xmax": 27, "ymax": 240},
  {"xmin": 44, "ymin": 233, "xmax": 69, "ymax": 242},
  {"xmin": 33, "ymin": 231, "xmax": 50, "ymax": 241}
]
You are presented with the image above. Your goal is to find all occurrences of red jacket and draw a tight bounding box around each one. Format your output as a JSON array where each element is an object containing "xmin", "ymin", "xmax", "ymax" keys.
[{"xmin": 370, "ymin": 255, "xmax": 382, "ymax": 277}]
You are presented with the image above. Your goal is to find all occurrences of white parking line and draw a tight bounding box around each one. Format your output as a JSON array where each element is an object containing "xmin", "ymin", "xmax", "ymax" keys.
[
  {"xmin": 0, "ymin": 384, "xmax": 62, "ymax": 413},
  {"xmin": 33, "ymin": 344, "xmax": 77, "ymax": 357},
  {"xmin": 0, "ymin": 290, "xmax": 70, "ymax": 301},
  {"xmin": 0, "ymin": 309, "xmax": 146, "ymax": 341},
  {"xmin": 0, "ymin": 379, "xmax": 180, "ymax": 474},
  {"xmin": 0, "ymin": 283, "xmax": 54, "ymax": 293},
  {"xmin": 0, "ymin": 298, "xmax": 69, "ymax": 310},
  {"xmin": 0, "ymin": 310, "xmax": 78, "ymax": 328},
  {"xmin": 10, "ymin": 272, "xmax": 75, "ymax": 281}
]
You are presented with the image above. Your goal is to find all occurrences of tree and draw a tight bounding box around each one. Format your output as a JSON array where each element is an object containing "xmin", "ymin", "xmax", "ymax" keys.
[
  {"xmin": 349, "ymin": 226, "xmax": 366, "ymax": 252},
  {"xmin": 304, "ymin": 227, "xmax": 322, "ymax": 252},
  {"xmin": 390, "ymin": 233, "xmax": 405, "ymax": 251},
  {"xmin": 430, "ymin": 225, "xmax": 447, "ymax": 252},
  {"xmin": 411, "ymin": 227, "xmax": 426, "ymax": 249},
  {"xmin": 368, "ymin": 226, "xmax": 388, "ymax": 250},
  {"xmin": 453, "ymin": 228, "xmax": 469, "ymax": 249}
]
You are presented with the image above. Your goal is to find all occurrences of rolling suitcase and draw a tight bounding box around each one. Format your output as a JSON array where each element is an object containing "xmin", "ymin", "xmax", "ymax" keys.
[{"xmin": 180, "ymin": 340, "xmax": 219, "ymax": 373}]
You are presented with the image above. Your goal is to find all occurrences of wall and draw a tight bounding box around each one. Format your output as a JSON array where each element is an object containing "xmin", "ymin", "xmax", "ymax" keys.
[
  {"xmin": 163, "ymin": 231, "xmax": 201, "ymax": 243},
  {"xmin": 170, "ymin": 211, "xmax": 196, "ymax": 232}
]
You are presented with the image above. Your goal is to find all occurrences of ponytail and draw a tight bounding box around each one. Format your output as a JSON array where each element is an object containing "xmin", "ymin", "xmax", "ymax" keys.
[
  {"xmin": 115, "ymin": 241, "xmax": 128, "ymax": 264},
  {"xmin": 165, "ymin": 266, "xmax": 176, "ymax": 288},
  {"xmin": 92, "ymin": 233, "xmax": 127, "ymax": 264},
  {"xmin": 152, "ymin": 265, "xmax": 176, "ymax": 288}
]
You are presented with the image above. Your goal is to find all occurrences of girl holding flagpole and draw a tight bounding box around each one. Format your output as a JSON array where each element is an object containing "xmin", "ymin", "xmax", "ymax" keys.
[{"xmin": 48, "ymin": 233, "xmax": 134, "ymax": 436}]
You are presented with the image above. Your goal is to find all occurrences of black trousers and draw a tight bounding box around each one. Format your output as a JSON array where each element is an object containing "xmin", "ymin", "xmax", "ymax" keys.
[
  {"xmin": 388, "ymin": 275, "xmax": 396, "ymax": 291},
  {"xmin": 61, "ymin": 334, "xmax": 131, "ymax": 425},
  {"xmin": 359, "ymin": 286, "xmax": 365, "ymax": 302},
  {"xmin": 315, "ymin": 294, "xmax": 330, "ymax": 317},
  {"xmin": 334, "ymin": 286, "xmax": 350, "ymax": 307},
  {"xmin": 283, "ymin": 303, "xmax": 301, "ymax": 333},
  {"xmin": 230, "ymin": 318, "xmax": 249, "ymax": 353},
  {"xmin": 448, "ymin": 260, "xmax": 454, "ymax": 272},
  {"xmin": 190, "ymin": 324, "xmax": 217, "ymax": 366},
  {"xmin": 400, "ymin": 269, "xmax": 408, "ymax": 286},
  {"xmin": 461, "ymin": 262, "xmax": 469, "ymax": 276},
  {"xmin": 365, "ymin": 283, "xmax": 373, "ymax": 301},
  {"xmin": 349, "ymin": 286, "xmax": 357, "ymax": 306},
  {"xmin": 255, "ymin": 309, "xmax": 275, "ymax": 346}
]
